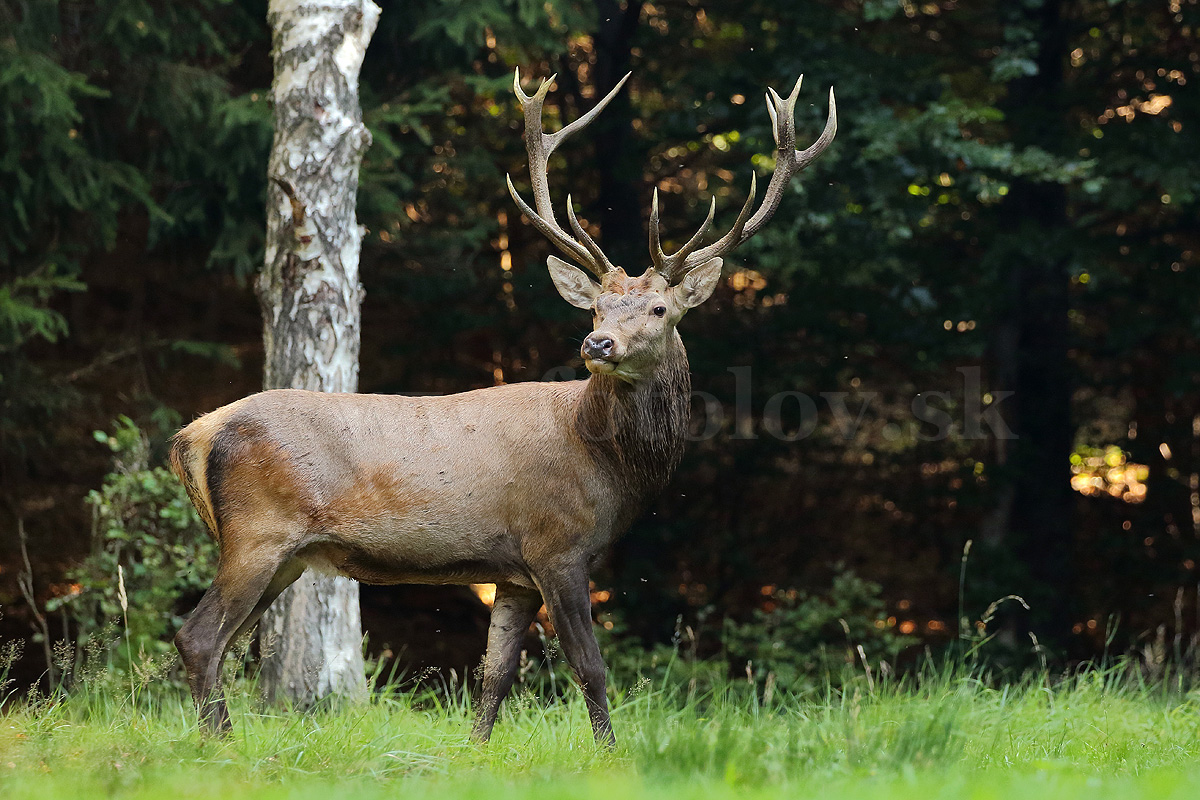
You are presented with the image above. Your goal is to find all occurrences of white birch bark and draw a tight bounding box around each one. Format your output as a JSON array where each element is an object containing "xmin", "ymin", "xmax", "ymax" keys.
[{"xmin": 255, "ymin": 0, "xmax": 380, "ymax": 706}]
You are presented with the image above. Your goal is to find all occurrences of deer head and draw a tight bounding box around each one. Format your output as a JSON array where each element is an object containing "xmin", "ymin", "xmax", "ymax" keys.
[{"xmin": 508, "ymin": 69, "xmax": 837, "ymax": 383}]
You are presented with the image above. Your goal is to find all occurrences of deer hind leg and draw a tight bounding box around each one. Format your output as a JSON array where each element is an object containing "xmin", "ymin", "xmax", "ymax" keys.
[
  {"xmin": 175, "ymin": 543, "xmax": 304, "ymax": 734},
  {"xmin": 536, "ymin": 567, "xmax": 615, "ymax": 747},
  {"xmin": 470, "ymin": 584, "xmax": 542, "ymax": 743}
]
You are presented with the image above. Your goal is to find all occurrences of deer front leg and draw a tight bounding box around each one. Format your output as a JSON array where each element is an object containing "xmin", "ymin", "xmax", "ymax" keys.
[
  {"xmin": 471, "ymin": 584, "xmax": 542, "ymax": 742},
  {"xmin": 537, "ymin": 567, "xmax": 615, "ymax": 747}
]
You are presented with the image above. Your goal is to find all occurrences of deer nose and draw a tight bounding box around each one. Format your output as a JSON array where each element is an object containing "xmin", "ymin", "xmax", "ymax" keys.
[{"xmin": 582, "ymin": 334, "xmax": 615, "ymax": 360}]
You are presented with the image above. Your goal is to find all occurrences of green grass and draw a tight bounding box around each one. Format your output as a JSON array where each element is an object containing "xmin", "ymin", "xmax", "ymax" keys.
[{"xmin": 3, "ymin": 668, "xmax": 1200, "ymax": 799}]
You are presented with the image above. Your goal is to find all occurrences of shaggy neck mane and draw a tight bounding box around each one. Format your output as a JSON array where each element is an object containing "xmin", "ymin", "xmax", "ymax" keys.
[{"xmin": 573, "ymin": 334, "xmax": 691, "ymax": 505}]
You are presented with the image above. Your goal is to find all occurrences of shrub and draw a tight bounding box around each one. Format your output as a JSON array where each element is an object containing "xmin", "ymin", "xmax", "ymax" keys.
[
  {"xmin": 49, "ymin": 417, "xmax": 216, "ymax": 683},
  {"xmin": 597, "ymin": 568, "xmax": 917, "ymax": 699},
  {"xmin": 721, "ymin": 569, "xmax": 918, "ymax": 692}
]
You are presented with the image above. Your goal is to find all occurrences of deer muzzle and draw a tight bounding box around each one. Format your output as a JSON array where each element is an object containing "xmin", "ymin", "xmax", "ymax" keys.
[{"xmin": 582, "ymin": 333, "xmax": 620, "ymax": 373}]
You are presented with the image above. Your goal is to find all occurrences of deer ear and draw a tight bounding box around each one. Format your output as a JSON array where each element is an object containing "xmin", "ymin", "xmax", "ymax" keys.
[
  {"xmin": 547, "ymin": 255, "xmax": 601, "ymax": 309},
  {"xmin": 671, "ymin": 258, "xmax": 723, "ymax": 309}
]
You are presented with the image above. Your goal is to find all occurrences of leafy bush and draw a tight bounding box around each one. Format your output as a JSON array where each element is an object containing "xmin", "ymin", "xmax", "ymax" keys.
[
  {"xmin": 49, "ymin": 418, "xmax": 216, "ymax": 681},
  {"xmin": 597, "ymin": 569, "xmax": 917, "ymax": 699},
  {"xmin": 722, "ymin": 569, "xmax": 918, "ymax": 692}
]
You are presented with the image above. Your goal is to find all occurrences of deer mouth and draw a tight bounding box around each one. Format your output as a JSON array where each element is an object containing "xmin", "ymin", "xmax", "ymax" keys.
[{"xmin": 585, "ymin": 357, "xmax": 619, "ymax": 375}]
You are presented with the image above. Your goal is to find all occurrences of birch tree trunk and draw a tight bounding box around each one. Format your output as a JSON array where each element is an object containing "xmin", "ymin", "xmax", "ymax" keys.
[{"xmin": 255, "ymin": 0, "xmax": 380, "ymax": 706}]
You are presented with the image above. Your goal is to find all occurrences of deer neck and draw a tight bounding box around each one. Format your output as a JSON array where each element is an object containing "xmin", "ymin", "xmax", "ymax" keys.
[{"xmin": 573, "ymin": 332, "xmax": 691, "ymax": 503}]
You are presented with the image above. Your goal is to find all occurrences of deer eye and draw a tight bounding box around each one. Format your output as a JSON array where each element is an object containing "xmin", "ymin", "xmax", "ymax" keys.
[{"xmin": 652, "ymin": 305, "xmax": 667, "ymax": 318}]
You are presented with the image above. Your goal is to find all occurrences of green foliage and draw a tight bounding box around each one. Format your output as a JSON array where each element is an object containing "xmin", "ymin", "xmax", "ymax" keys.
[
  {"xmin": 411, "ymin": 0, "xmax": 588, "ymax": 48},
  {"xmin": 0, "ymin": 265, "xmax": 84, "ymax": 354},
  {"xmin": 0, "ymin": 0, "xmax": 269, "ymax": 274},
  {"xmin": 0, "ymin": 0, "xmax": 269, "ymax": 572},
  {"xmin": 722, "ymin": 570, "xmax": 918, "ymax": 690},
  {"xmin": 0, "ymin": 35, "xmax": 150, "ymax": 262},
  {"xmin": 594, "ymin": 569, "xmax": 915, "ymax": 697},
  {"xmin": 50, "ymin": 418, "xmax": 215, "ymax": 678}
]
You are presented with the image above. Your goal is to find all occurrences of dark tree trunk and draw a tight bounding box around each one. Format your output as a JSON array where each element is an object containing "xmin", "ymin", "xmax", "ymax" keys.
[
  {"xmin": 993, "ymin": 0, "xmax": 1075, "ymax": 650},
  {"xmin": 591, "ymin": 0, "xmax": 644, "ymax": 268}
]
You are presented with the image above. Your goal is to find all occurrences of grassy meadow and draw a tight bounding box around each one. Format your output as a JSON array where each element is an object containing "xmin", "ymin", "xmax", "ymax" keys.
[{"xmin": 3, "ymin": 664, "xmax": 1200, "ymax": 799}]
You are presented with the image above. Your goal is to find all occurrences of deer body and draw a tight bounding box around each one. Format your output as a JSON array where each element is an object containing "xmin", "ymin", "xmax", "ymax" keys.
[
  {"xmin": 172, "ymin": 68, "xmax": 834, "ymax": 744},
  {"xmin": 174, "ymin": 357, "xmax": 688, "ymax": 589}
]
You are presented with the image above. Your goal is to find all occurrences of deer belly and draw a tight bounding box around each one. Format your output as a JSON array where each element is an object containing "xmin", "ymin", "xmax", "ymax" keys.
[
  {"xmin": 301, "ymin": 545, "xmax": 532, "ymax": 588},
  {"xmin": 300, "ymin": 486, "xmax": 531, "ymax": 587},
  {"xmin": 289, "ymin": 445, "xmax": 594, "ymax": 585}
]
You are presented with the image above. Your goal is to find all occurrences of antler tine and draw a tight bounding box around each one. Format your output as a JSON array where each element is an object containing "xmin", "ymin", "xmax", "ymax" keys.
[
  {"xmin": 550, "ymin": 71, "xmax": 631, "ymax": 157},
  {"xmin": 742, "ymin": 81, "xmax": 836, "ymax": 241},
  {"xmin": 683, "ymin": 172, "xmax": 758, "ymax": 270},
  {"xmin": 672, "ymin": 197, "xmax": 717, "ymax": 265},
  {"xmin": 506, "ymin": 174, "xmax": 593, "ymax": 269},
  {"xmin": 794, "ymin": 86, "xmax": 838, "ymax": 171},
  {"xmin": 650, "ymin": 189, "xmax": 726, "ymax": 281},
  {"xmin": 664, "ymin": 77, "xmax": 836, "ymax": 278},
  {"xmin": 509, "ymin": 68, "xmax": 628, "ymax": 278},
  {"xmin": 649, "ymin": 188, "xmax": 667, "ymax": 272},
  {"xmin": 566, "ymin": 194, "xmax": 615, "ymax": 274}
]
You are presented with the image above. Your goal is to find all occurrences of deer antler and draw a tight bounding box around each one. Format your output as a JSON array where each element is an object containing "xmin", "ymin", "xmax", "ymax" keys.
[
  {"xmin": 507, "ymin": 68, "xmax": 631, "ymax": 279},
  {"xmin": 650, "ymin": 76, "xmax": 837, "ymax": 283}
]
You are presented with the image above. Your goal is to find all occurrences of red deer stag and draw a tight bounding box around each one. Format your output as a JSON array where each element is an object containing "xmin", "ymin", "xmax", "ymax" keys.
[{"xmin": 170, "ymin": 69, "xmax": 836, "ymax": 744}]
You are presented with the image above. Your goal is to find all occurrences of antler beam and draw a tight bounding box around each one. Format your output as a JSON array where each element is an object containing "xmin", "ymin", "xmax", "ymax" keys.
[
  {"xmin": 650, "ymin": 76, "xmax": 837, "ymax": 283},
  {"xmin": 507, "ymin": 68, "xmax": 630, "ymax": 279}
]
